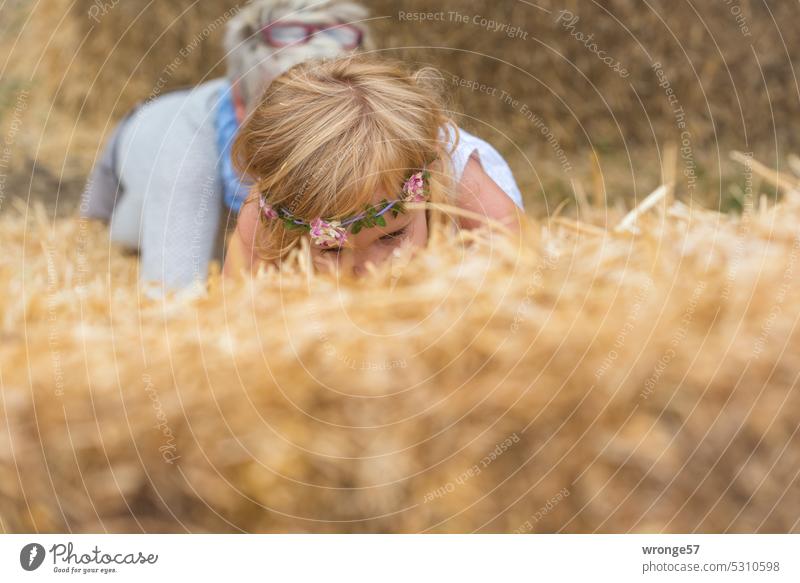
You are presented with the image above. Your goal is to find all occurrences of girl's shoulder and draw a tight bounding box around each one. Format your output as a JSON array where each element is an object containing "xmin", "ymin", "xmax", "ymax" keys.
[{"xmin": 441, "ymin": 125, "xmax": 524, "ymax": 209}]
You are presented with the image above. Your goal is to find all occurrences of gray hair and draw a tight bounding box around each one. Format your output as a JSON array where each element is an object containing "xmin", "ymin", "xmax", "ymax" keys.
[{"xmin": 224, "ymin": 0, "xmax": 372, "ymax": 108}]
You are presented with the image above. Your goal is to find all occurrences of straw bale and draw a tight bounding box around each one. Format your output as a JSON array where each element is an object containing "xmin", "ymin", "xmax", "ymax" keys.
[{"xmin": 1, "ymin": 190, "xmax": 799, "ymax": 532}]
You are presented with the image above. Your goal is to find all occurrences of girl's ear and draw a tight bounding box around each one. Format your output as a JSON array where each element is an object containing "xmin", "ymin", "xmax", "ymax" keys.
[{"xmin": 427, "ymin": 158, "xmax": 444, "ymax": 174}]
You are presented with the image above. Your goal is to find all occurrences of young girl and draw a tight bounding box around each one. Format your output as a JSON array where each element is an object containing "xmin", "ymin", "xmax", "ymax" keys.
[{"xmin": 225, "ymin": 56, "xmax": 524, "ymax": 277}]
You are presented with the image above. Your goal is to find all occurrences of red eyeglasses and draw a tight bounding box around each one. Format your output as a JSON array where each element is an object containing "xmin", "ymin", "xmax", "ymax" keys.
[{"xmin": 261, "ymin": 21, "xmax": 364, "ymax": 50}]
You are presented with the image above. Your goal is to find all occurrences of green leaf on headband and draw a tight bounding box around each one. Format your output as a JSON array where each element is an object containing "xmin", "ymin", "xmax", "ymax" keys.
[
  {"xmin": 351, "ymin": 223, "xmax": 362, "ymax": 235},
  {"xmin": 376, "ymin": 215, "xmax": 386, "ymax": 227}
]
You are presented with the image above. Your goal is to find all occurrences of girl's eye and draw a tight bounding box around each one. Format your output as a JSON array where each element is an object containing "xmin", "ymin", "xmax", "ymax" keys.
[{"xmin": 379, "ymin": 227, "xmax": 407, "ymax": 243}]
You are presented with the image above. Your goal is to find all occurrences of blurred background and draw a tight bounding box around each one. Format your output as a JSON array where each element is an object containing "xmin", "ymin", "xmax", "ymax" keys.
[{"xmin": 1, "ymin": 0, "xmax": 798, "ymax": 216}]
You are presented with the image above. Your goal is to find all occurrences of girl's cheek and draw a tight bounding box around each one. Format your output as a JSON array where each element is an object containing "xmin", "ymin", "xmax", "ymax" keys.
[{"xmin": 312, "ymin": 252, "xmax": 340, "ymax": 274}]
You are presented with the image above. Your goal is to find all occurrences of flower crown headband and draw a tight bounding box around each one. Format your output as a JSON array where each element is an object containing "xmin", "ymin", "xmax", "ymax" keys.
[{"xmin": 258, "ymin": 169, "xmax": 429, "ymax": 248}]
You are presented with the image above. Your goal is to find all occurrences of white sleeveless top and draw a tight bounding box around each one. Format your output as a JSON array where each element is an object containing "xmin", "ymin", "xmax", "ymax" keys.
[{"xmin": 443, "ymin": 125, "xmax": 524, "ymax": 209}]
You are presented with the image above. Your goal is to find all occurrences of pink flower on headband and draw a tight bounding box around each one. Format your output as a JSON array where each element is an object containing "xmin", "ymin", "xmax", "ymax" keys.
[
  {"xmin": 259, "ymin": 198, "xmax": 279, "ymax": 220},
  {"xmin": 309, "ymin": 218, "xmax": 347, "ymax": 248},
  {"xmin": 403, "ymin": 172, "xmax": 426, "ymax": 202}
]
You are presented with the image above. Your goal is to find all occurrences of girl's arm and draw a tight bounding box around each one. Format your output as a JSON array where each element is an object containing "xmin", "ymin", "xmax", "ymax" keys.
[
  {"xmin": 456, "ymin": 153, "xmax": 523, "ymax": 230},
  {"xmin": 223, "ymin": 193, "xmax": 262, "ymax": 277}
]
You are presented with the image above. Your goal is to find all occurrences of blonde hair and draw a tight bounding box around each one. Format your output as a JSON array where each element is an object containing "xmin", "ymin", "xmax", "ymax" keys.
[{"xmin": 233, "ymin": 55, "xmax": 457, "ymax": 261}]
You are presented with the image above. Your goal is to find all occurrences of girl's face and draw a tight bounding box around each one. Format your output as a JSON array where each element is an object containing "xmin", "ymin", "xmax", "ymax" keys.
[{"xmin": 310, "ymin": 190, "xmax": 428, "ymax": 276}]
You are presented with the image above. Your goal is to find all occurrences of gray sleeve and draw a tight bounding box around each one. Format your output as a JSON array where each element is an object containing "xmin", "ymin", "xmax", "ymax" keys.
[
  {"xmin": 105, "ymin": 80, "xmax": 228, "ymax": 292},
  {"xmin": 138, "ymin": 134, "xmax": 224, "ymax": 291}
]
